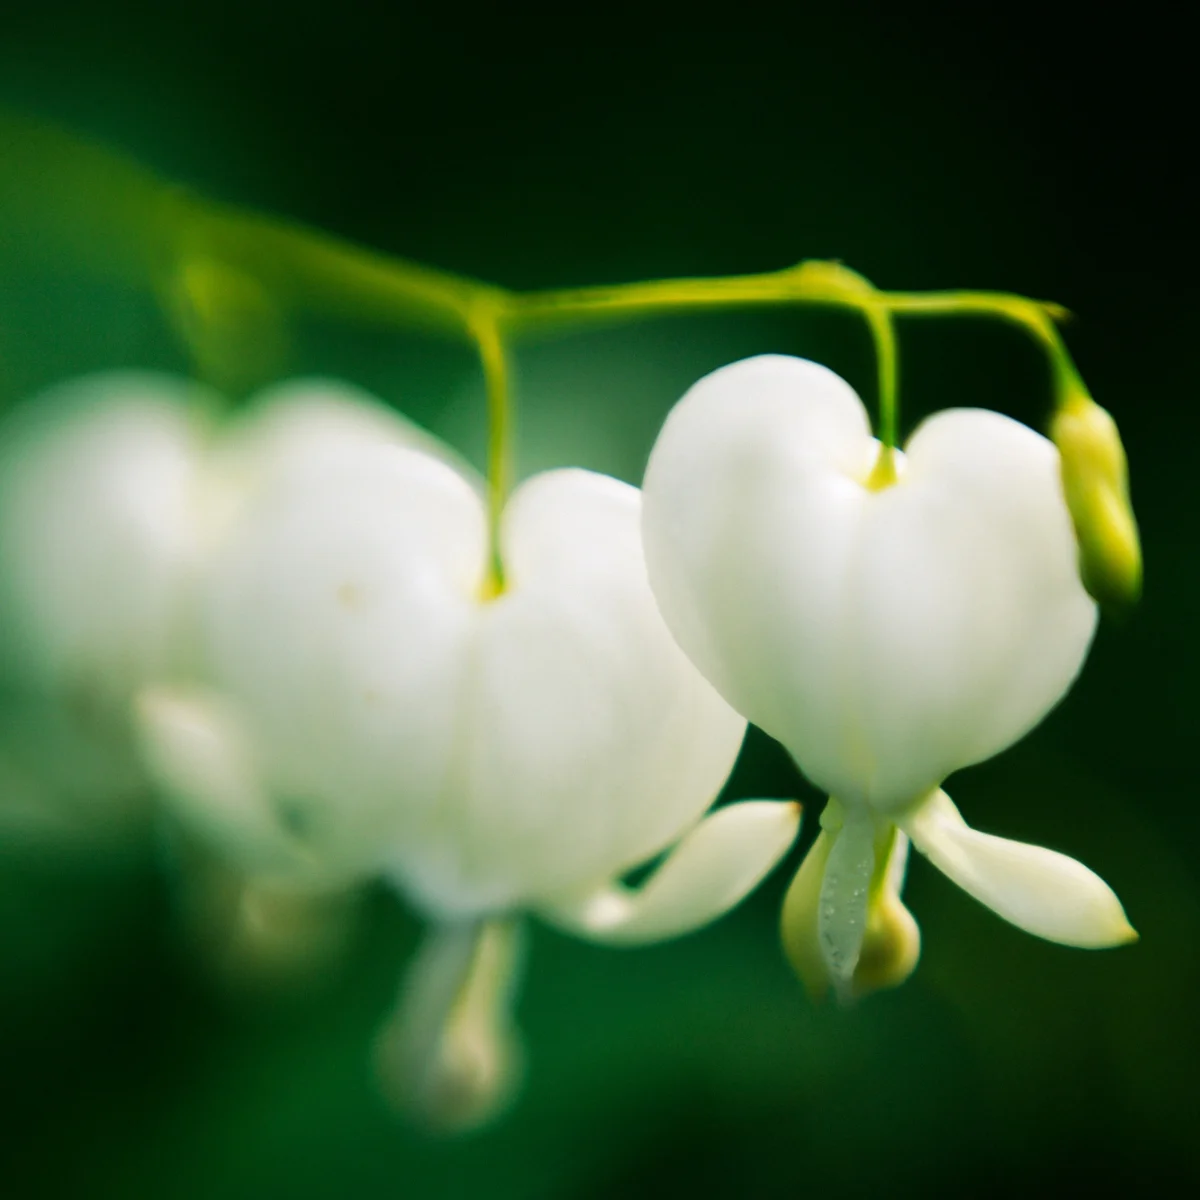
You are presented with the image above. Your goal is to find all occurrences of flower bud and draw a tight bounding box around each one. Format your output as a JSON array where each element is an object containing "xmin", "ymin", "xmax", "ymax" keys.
[
  {"xmin": 780, "ymin": 829, "xmax": 835, "ymax": 1002},
  {"xmin": 375, "ymin": 921, "xmax": 524, "ymax": 1134},
  {"xmin": 1050, "ymin": 391, "xmax": 1141, "ymax": 611},
  {"xmin": 852, "ymin": 885, "xmax": 921, "ymax": 997}
]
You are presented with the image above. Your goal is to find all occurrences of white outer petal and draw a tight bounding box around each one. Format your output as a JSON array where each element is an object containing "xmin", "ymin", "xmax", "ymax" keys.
[
  {"xmin": 0, "ymin": 371, "xmax": 209, "ymax": 702},
  {"xmin": 195, "ymin": 377, "xmax": 480, "ymax": 552},
  {"xmin": 642, "ymin": 354, "xmax": 1097, "ymax": 811},
  {"xmin": 850, "ymin": 409, "xmax": 1097, "ymax": 806},
  {"xmin": 191, "ymin": 434, "xmax": 745, "ymax": 913},
  {"xmin": 539, "ymin": 799, "xmax": 800, "ymax": 945},
  {"xmin": 900, "ymin": 788, "xmax": 1135, "ymax": 947},
  {"xmin": 394, "ymin": 469, "xmax": 747, "ymax": 914},
  {"xmin": 199, "ymin": 442, "xmax": 485, "ymax": 869}
]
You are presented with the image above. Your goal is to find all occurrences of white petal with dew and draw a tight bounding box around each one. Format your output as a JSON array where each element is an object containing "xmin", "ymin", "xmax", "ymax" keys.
[
  {"xmin": 539, "ymin": 799, "xmax": 800, "ymax": 945},
  {"xmin": 900, "ymin": 788, "xmax": 1136, "ymax": 948},
  {"xmin": 816, "ymin": 811, "xmax": 877, "ymax": 986}
]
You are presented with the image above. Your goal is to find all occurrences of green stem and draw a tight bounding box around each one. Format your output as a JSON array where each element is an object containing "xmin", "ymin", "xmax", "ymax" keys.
[
  {"xmin": 863, "ymin": 298, "xmax": 899, "ymax": 449},
  {"xmin": 882, "ymin": 290, "xmax": 1085, "ymax": 405},
  {"xmin": 502, "ymin": 260, "xmax": 893, "ymax": 336},
  {"xmin": 470, "ymin": 306, "xmax": 514, "ymax": 597},
  {"xmin": 3, "ymin": 117, "xmax": 1086, "ymax": 414},
  {"xmin": 508, "ymin": 271, "xmax": 1082, "ymax": 432}
]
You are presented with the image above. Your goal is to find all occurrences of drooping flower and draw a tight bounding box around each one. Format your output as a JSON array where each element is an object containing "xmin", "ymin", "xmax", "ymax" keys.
[
  {"xmin": 136, "ymin": 407, "xmax": 799, "ymax": 1125},
  {"xmin": 0, "ymin": 370, "xmax": 437, "ymax": 843},
  {"xmin": 640, "ymin": 353, "xmax": 1136, "ymax": 999},
  {"xmin": 0, "ymin": 372, "xmax": 211, "ymax": 840}
]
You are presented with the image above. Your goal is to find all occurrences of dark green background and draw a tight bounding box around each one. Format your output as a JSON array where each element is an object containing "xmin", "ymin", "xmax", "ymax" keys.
[{"xmin": 1, "ymin": 4, "xmax": 1196, "ymax": 1196}]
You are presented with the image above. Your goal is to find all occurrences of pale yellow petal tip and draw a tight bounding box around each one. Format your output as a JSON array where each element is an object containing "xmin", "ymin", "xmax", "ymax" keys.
[{"xmin": 1114, "ymin": 915, "xmax": 1139, "ymax": 946}]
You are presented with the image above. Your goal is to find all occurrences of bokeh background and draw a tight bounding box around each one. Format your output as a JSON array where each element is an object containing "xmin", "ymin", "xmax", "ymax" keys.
[{"xmin": 1, "ymin": 4, "xmax": 1196, "ymax": 1196}]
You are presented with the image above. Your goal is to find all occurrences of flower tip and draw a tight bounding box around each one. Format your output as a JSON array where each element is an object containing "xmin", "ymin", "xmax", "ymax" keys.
[{"xmin": 1112, "ymin": 913, "xmax": 1139, "ymax": 947}]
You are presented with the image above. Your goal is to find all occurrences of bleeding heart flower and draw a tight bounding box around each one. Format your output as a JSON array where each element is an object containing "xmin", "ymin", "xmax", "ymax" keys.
[
  {"xmin": 0, "ymin": 372, "xmax": 210, "ymax": 839},
  {"xmin": 140, "ymin": 436, "xmax": 797, "ymax": 931},
  {"xmin": 0, "ymin": 371, "xmax": 439, "ymax": 842},
  {"xmin": 137, "ymin": 409, "xmax": 799, "ymax": 1125},
  {"xmin": 641, "ymin": 354, "xmax": 1135, "ymax": 998}
]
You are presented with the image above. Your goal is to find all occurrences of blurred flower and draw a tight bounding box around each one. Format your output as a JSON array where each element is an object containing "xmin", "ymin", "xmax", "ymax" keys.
[
  {"xmin": 0, "ymin": 372, "xmax": 438, "ymax": 972},
  {"xmin": 641, "ymin": 354, "xmax": 1136, "ymax": 999},
  {"xmin": 136, "ymin": 402, "xmax": 799, "ymax": 1126},
  {"xmin": 0, "ymin": 372, "xmax": 211, "ymax": 843}
]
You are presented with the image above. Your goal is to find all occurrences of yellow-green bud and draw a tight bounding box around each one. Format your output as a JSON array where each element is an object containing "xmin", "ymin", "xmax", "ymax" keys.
[
  {"xmin": 852, "ymin": 887, "xmax": 921, "ymax": 997},
  {"xmin": 1050, "ymin": 391, "xmax": 1142, "ymax": 612},
  {"xmin": 781, "ymin": 829, "xmax": 835, "ymax": 1002}
]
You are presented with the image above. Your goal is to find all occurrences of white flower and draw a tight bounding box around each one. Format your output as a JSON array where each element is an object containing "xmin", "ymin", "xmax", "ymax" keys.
[
  {"xmin": 136, "ymin": 396, "xmax": 799, "ymax": 1125},
  {"xmin": 641, "ymin": 354, "xmax": 1135, "ymax": 996},
  {"xmin": 0, "ymin": 372, "xmax": 210, "ymax": 838},
  {"xmin": 0, "ymin": 371, "xmax": 439, "ymax": 842},
  {"xmin": 139, "ymin": 437, "xmax": 797, "ymax": 937}
]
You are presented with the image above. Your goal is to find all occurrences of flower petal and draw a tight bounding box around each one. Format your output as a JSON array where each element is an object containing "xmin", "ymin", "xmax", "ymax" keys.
[
  {"xmin": 200, "ymin": 441, "xmax": 484, "ymax": 870},
  {"xmin": 642, "ymin": 355, "xmax": 877, "ymax": 800},
  {"xmin": 136, "ymin": 685, "xmax": 345, "ymax": 886},
  {"xmin": 850, "ymin": 409, "xmax": 1098, "ymax": 808},
  {"xmin": 900, "ymin": 788, "xmax": 1136, "ymax": 948},
  {"xmin": 539, "ymin": 799, "xmax": 800, "ymax": 945},
  {"xmin": 641, "ymin": 356, "xmax": 1098, "ymax": 811},
  {"xmin": 0, "ymin": 371, "xmax": 207, "ymax": 700},
  {"xmin": 399, "ymin": 468, "xmax": 747, "ymax": 915}
]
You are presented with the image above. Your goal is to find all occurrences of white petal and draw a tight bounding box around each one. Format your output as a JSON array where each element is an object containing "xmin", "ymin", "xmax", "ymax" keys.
[
  {"xmin": 135, "ymin": 685, "xmax": 351, "ymax": 886},
  {"xmin": 538, "ymin": 799, "xmax": 800, "ymax": 945},
  {"xmin": 642, "ymin": 355, "xmax": 876, "ymax": 793},
  {"xmin": 900, "ymin": 788, "xmax": 1136, "ymax": 947},
  {"xmin": 192, "ymin": 441, "xmax": 744, "ymax": 916},
  {"xmin": 404, "ymin": 468, "xmax": 746, "ymax": 912},
  {"xmin": 194, "ymin": 378, "xmax": 480, "ymax": 552},
  {"xmin": 0, "ymin": 372, "xmax": 208, "ymax": 700},
  {"xmin": 642, "ymin": 356, "xmax": 1097, "ymax": 811},
  {"xmin": 849, "ymin": 409, "xmax": 1097, "ymax": 807},
  {"xmin": 199, "ymin": 442, "xmax": 484, "ymax": 869}
]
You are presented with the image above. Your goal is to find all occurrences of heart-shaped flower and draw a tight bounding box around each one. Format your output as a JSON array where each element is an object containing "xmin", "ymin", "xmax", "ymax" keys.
[
  {"xmin": 0, "ymin": 372, "xmax": 209, "ymax": 838},
  {"xmin": 641, "ymin": 354, "xmax": 1135, "ymax": 996},
  {"xmin": 0, "ymin": 371, "xmax": 442, "ymax": 841},
  {"xmin": 138, "ymin": 408, "xmax": 800, "ymax": 1125},
  {"xmin": 140, "ymin": 438, "xmax": 797, "ymax": 935}
]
